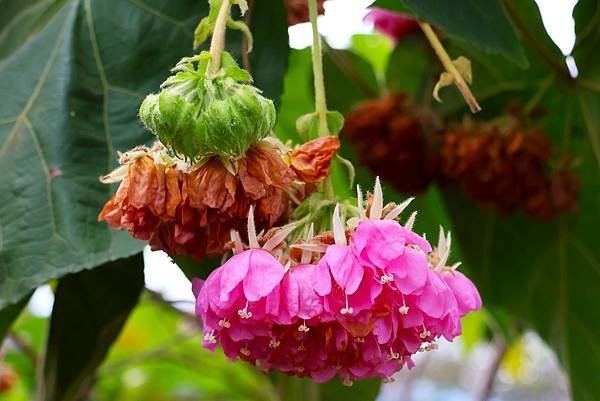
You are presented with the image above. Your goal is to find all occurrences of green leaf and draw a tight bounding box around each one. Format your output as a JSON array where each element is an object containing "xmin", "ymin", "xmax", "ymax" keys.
[
  {"xmin": 0, "ymin": 292, "xmax": 32, "ymax": 342},
  {"xmin": 0, "ymin": 0, "xmax": 289, "ymax": 308},
  {"xmin": 323, "ymin": 48, "xmax": 380, "ymax": 112},
  {"xmin": 40, "ymin": 254, "xmax": 144, "ymax": 401},
  {"xmin": 374, "ymin": 0, "xmax": 527, "ymax": 66},
  {"xmin": 385, "ymin": 38, "xmax": 431, "ymax": 100},
  {"xmin": 433, "ymin": 4, "xmax": 600, "ymax": 400}
]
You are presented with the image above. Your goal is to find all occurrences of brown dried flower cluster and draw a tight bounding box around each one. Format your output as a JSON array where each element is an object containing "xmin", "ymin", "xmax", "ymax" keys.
[
  {"xmin": 437, "ymin": 124, "xmax": 580, "ymax": 219},
  {"xmin": 342, "ymin": 94, "xmax": 579, "ymax": 220},
  {"xmin": 284, "ymin": 0, "xmax": 325, "ymax": 25},
  {"xmin": 342, "ymin": 95, "xmax": 433, "ymax": 195},
  {"xmin": 99, "ymin": 139, "xmax": 338, "ymax": 260}
]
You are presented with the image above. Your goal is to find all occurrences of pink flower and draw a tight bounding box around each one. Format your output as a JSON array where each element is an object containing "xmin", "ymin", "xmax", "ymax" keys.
[
  {"xmin": 364, "ymin": 7, "xmax": 420, "ymax": 44},
  {"xmin": 193, "ymin": 178, "xmax": 482, "ymax": 385}
]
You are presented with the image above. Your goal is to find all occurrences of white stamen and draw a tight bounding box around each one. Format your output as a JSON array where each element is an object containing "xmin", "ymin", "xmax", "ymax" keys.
[
  {"xmin": 357, "ymin": 185, "xmax": 366, "ymax": 220},
  {"xmin": 387, "ymin": 347, "xmax": 400, "ymax": 360},
  {"xmin": 420, "ymin": 325, "xmax": 431, "ymax": 339},
  {"xmin": 298, "ymin": 320, "xmax": 310, "ymax": 333},
  {"xmin": 218, "ymin": 319, "xmax": 231, "ymax": 328},
  {"xmin": 382, "ymin": 377, "xmax": 395, "ymax": 383},
  {"xmin": 238, "ymin": 301, "xmax": 253, "ymax": 319},
  {"xmin": 384, "ymin": 197, "xmax": 415, "ymax": 220},
  {"xmin": 380, "ymin": 273, "xmax": 394, "ymax": 284},
  {"xmin": 341, "ymin": 378, "xmax": 353, "ymax": 387},
  {"xmin": 355, "ymin": 337, "xmax": 365, "ymax": 343},
  {"xmin": 370, "ymin": 177, "xmax": 384, "ymax": 220},
  {"xmin": 340, "ymin": 294, "xmax": 354, "ymax": 315},
  {"xmin": 262, "ymin": 225, "xmax": 296, "ymax": 252},
  {"xmin": 203, "ymin": 330, "xmax": 217, "ymax": 344},
  {"xmin": 269, "ymin": 339, "xmax": 281, "ymax": 348},
  {"xmin": 301, "ymin": 224, "xmax": 315, "ymax": 264},
  {"xmin": 247, "ymin": 206, "xmax": 259, "ymax": 249},
  {"xmin": 333, "ymin": 204, "xmax": 347, "ymax": 246},
  {"xmin": 399, "ymin": 293, "xmax": 409, "ymax": 315},
  {"xmin": 404, "ymin": 211, "xmax": 418, "ymax": 231},
  {"xmin": 240, "ymin": 346, "xmax": 251, "ymax": 356}
]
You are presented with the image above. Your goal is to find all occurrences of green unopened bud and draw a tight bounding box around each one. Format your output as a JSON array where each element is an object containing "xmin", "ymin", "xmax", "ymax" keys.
[{"xmin": 139, "ymin": 51, "xmax": 275, "ymax": 160}]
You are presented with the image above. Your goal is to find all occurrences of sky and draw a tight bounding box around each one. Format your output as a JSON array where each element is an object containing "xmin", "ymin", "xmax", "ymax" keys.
[{"xmin": 27, "ymin": 0, "xmax": 580, "ymax": 318}]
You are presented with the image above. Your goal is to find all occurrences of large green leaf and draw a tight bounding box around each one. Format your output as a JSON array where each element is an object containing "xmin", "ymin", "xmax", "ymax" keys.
[
  {"xmin": 434, "ymin": 1, "xmax": 600, "ymax": 400},
  {"xmin": 0, "ymin": 0, "xmax": 289, "ymax": 308},
  {"xmin": 40, "ymin": 253, "xmax": 144, "ymax": 401},
  {"xmin": 373, "ymin": 0, "xmax": 527, "ymax": 66}
]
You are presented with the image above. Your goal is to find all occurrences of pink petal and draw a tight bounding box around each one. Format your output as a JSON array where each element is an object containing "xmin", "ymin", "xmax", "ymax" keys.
[
  {"xmin": 243, "ymin": 250, "xmax": 284, "ymax": 301},
  {"xmin": 352, "ymin": 220, "xmax": 406, "ymax": 267},
  {"xmin": 441, "ymin": 271, "xmax": 482, "ymax": 316},
  {"xmin": 313, "ymin": 258, "xmax": 332, "ymax": 296},
  {"xmin": 388, "ymin": 248, "xmax": 428, "ymax": 294},
  {"xmin": 219, "ymin": 251, "xmax": 251, "ymax": 301},
  {"xmin": 325, "ymin": 245, "xmax": 364, "ymax": 294}
]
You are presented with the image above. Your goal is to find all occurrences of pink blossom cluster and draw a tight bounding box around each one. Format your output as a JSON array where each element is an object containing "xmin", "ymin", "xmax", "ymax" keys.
[{"xmin": 193, "ymin": 180, "xmax": 481, "ymax": 384}]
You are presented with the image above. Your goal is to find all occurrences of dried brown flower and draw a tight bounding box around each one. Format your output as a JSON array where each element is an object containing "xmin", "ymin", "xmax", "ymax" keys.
[
  {"xmin": 99, "ymin": 144, "xmax": 298, "ymax": 260},
  {"xmin": 342, "ymin": 95, "xmax": 433, "ymax": 195},
  {"xmin": 289, "ymin": 136, "xmax": 340, "ymax": 184}
]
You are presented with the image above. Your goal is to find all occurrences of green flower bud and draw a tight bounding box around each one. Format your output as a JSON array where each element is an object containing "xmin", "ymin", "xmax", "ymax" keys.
[{"xmin": 139, "ymin": 51, "xmax": 275, "ymax": 160}]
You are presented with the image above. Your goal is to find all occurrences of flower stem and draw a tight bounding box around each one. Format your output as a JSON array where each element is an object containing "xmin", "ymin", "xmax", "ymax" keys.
[
  {"xmin": 307, "ymin": 0, "xmax": 335, "ymax": 199},
  {"xmin": 209, "ymin": 0, "xmax": 232, "ymax": 74},
  {"xmin": 419, "ymin": 22, "xmax": 482, "ymax": 113},
  {"xmin": 308, "ymin": 0, "xmax": 329, "ymax": 137}
]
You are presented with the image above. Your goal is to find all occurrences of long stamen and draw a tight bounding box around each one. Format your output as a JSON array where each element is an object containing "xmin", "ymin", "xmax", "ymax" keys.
[
  {"xmin": 340, "ymin": 294, "xmax": 354, "ymax": 315},
  {"xmin": 398, "ymin": 293, "xmax": 409, "ymax": 315},
  {"xmin": 203, "ymin": 329, "xmax": 217, "ymax": 344},
  {"xmin": 218, "ymin": 318, "xmax": 231, "ymax": 328},
  {"xmin": 298, "ymin": 320, "xmax": 310, "ymax": 333},
  {"xmin": 419, "ymin": 324, "xmax": 431, "ymax": 339},
  {"xmin": 387, "ymin": 347, "xmax": 400, "ymax": 360},
  {"xmin": 238, "ymin": 301, "xmax": 253, "ymax": 319}
]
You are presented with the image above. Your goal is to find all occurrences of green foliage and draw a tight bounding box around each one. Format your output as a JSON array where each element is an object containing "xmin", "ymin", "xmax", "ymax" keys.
[
  {"xmin": 374, "ymin": 0, "xmax": 527, "ymax": 65},
  {"xmin": 0, "ymin": 0, "xmax": 289, "ymax": 309},
  {"xmin": 0, "ymin": 292, "xmax": 31, "ymax": 342},
  {"xmin": 41, "ymin": 254, "xmax": 145, "ymax": 401}
]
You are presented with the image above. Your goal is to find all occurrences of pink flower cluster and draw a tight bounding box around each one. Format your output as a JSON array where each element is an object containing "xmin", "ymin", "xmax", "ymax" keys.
[{"xmin": 193, "ymin": 181, "xmax": 481, "ymax": 384}]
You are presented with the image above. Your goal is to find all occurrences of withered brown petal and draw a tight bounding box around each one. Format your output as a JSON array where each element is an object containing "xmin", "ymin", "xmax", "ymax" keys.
[{"xmin": 290, "ymin": 136, "xmax": 340, "ymax": 184}]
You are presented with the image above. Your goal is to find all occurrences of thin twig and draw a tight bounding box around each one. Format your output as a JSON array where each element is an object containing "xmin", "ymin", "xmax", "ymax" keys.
[
  {"xmin": 476, "ymin": 338, "xmax": 508, "ymax": 401},
  {"xmin": 7, "ymin": 331, "xmax": 38, "ymax": 366},
  {"xmin": 419, "ymin": 22, "xmax": 481, "ymax": 113}
]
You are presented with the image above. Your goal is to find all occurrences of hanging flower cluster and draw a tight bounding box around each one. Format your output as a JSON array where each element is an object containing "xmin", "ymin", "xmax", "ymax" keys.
[
  {"xmin": 343, "ymin": 94, "xmax": 580, "ymax": 220},
  {"xmin": 437, "ymin": 122, "xmax": 580, "ymax": 219},
  {"xmin": 194, "ymin": 179, "xmax": 481, "ymax": 384},
  {"xmin": 98, "ymin": 0, "xmax": 482, "ymax": 386}
]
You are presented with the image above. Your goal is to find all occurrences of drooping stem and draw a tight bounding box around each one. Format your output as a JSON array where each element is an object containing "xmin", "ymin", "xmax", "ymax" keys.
[
  {"xmin": 308, "ymin": 0, "xmax": 329, "ymax": 137},
  {"xmin": 209, "ymin": 0, "xmax": 232, "ymax": 74},
  {"xmin": 420, "ymin": 22, "xmax": 482, "ymax": 113}
]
